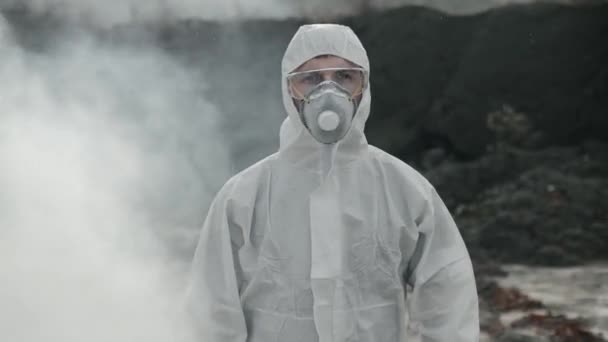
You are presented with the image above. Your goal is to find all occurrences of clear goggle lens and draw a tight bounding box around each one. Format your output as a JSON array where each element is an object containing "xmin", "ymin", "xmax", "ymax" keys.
[{"xmin": 287, "ymin": 67, "xmax": 367, "ymax": 100}]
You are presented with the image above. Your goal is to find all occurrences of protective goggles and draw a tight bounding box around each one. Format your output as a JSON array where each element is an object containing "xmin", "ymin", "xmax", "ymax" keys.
[{"xmin": 287, "ymin": 67, "xmax": 368, "ymax": 100}]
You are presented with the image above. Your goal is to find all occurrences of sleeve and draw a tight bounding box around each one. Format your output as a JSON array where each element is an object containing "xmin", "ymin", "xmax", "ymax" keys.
[
  {"xmin": 404, "ymin": 186, "xmax": 479, "ymax": 342},
  {"xmin": 184, "ymin": 187, "xmax": 248, "ymax": 342}
]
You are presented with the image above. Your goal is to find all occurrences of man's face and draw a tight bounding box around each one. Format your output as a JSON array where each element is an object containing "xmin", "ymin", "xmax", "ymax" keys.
[{"xmin": 289, "ymin": 55, "xmax": 365, "ymax": 103}]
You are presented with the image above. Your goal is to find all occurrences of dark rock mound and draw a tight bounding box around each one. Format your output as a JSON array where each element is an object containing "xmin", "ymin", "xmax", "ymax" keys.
[{"xmin": 429, "ymin": 140, "xmax": 608, "ymax": 266}]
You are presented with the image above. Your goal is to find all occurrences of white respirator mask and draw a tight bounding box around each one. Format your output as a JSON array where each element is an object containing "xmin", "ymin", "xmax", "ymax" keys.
[{"xmin": 288, "ymin": 67, "xmax": 366, "ymax": 144}]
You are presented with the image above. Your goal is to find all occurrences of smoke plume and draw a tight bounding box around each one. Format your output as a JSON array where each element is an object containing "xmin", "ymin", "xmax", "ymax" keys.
[{"xmin": 0, "ymin": 12, "xmax": 229, "ymax": 341}]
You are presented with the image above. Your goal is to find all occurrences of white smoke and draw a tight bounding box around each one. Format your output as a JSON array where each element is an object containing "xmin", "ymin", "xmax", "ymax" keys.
[
  {"xmin": 0, "ymin": 0, "xmax": 585, "ymax": 28},
  {"xmin": 0, "ymin": 0, "xmax": 296, "ymax": 26},
  {"xmin": 373, "ymin": 0, "xmax": 582, "ymax": 15},
  {"xmin": 0, "ymin": 13, "xmax": 229, "ymax": 342}
]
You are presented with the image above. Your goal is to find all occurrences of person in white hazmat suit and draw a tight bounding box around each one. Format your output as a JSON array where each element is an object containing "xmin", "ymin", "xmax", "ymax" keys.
[{"xmin": 186, "ymin": 23, "xmax": 479, "ymax": 341}]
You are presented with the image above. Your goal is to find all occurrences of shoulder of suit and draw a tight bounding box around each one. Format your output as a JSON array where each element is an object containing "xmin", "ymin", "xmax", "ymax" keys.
[
  {"xmin": 367, "ymin": 145, "xmax": 434, "ymax": 197},
  {"xmin": 219, "ymin": 153, "xmax": 278, "ymax": 200}
]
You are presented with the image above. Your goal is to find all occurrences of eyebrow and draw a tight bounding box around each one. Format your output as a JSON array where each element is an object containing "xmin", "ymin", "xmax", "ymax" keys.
[
  {"xmin": 287, "ymin": 67, "xmax": 365, "ymax": 77},
  {"xmin": 293, "ymin": 56, "xmax": 360, "ymax": 72}
]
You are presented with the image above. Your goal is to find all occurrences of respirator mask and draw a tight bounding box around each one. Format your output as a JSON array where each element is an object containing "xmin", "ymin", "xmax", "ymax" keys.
[{"xmin": 288, "ymin": 67, "xmax": 367, "ymax": 144}]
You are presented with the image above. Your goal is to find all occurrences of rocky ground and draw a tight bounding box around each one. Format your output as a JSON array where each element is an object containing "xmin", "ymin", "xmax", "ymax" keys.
[
  {"xmin": 440, "ymin": 140, "xmax": 608, "ymax": 340},
  {"xmin": 424, "ymin": 136, "xmax": 608, "ymax": 340},
  {"xmin": 476, "ymin": 273, "xmax": 608, "ymax": 341},
  {"xmin": 434, "ymin": 142, "xmax": 608, "ymax": 266},
  {"xmin": 422, "ymin": 111, "xmax": 608, "ymax": 340}
]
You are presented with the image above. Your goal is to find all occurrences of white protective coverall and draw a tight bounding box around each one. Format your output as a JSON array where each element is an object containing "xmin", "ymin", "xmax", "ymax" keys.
[{"xmin": 186, "ymin": 24, "xmax": 479, "ymax": 342}]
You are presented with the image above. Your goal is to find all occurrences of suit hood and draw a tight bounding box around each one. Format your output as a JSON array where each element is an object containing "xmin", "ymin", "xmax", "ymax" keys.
[{"xmin": 278, "ymin": 24, "xmax": 371, "ymax": 170}]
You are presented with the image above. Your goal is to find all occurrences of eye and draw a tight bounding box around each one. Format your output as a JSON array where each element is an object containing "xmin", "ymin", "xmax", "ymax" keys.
[
  {"xmin": 302, "ymin": 72, "xmax": 321, "ymax": 84},
  {"xmin": 336, "ymin": 70, "xmax": 353, "ymax": 81}
]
